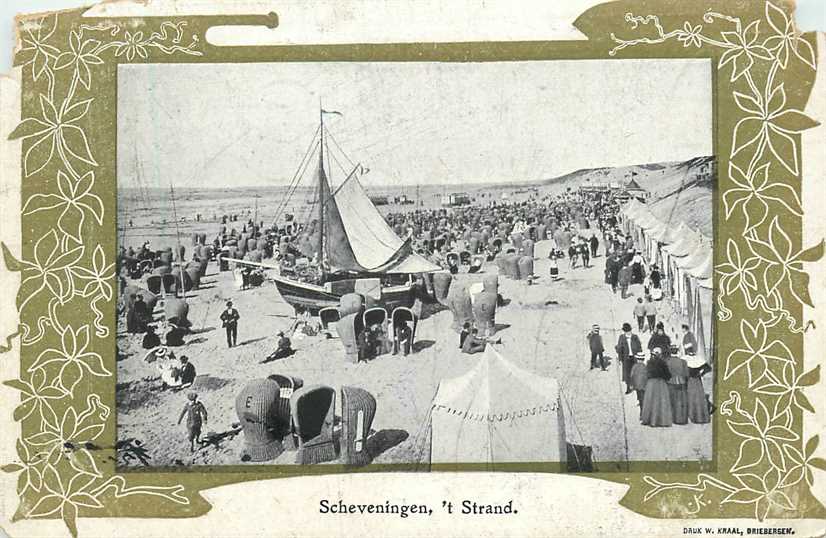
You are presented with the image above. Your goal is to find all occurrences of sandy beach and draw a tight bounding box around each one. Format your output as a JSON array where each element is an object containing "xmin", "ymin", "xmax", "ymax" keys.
[{"xmin": 116, "ymin": 235, "xmax": 712, "ymax": 468}]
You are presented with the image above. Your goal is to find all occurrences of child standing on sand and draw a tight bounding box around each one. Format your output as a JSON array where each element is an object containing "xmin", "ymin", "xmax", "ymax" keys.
[{"xmin": 177, "ymin": 392, "xmax": 208, "ymax": 453}]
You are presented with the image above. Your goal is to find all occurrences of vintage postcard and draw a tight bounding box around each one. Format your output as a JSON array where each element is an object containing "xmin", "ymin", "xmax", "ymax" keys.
[{"xmin": 0, "ymin": 0, "xmax": 824, "ymax": 537}]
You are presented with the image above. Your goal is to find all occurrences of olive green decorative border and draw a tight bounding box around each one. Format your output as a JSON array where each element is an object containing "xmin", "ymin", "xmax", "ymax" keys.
[{"xmin": 1, "ymin": 1, "xmax": 824, "ymax": 536}]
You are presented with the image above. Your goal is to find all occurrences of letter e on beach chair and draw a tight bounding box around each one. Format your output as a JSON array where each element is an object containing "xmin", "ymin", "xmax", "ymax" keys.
[
  {"xmin": 340, "ymin": 386, "xmax": 377, "ymax": 467},
  {"xmin": 290, "ymin": 385, "xmax": 337, "ymax": 464},
  {"xmin": 235, "ymin": 378, "xmax": 284, "ymax": 462}
]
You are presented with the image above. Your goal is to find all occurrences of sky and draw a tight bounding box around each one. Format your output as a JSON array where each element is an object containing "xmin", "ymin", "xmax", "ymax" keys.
[{"xmin": 118, "ymin": 59, "xmax": 712, "ymax": 188}]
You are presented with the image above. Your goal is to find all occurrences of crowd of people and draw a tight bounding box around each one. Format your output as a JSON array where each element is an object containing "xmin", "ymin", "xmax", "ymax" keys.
[{"xmin": 593, "ymin": 223, "xmax": 713, "ymax": 428}]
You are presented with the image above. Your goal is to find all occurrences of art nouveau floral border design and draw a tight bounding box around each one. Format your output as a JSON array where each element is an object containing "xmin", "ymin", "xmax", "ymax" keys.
[
  {"xmin": 3, "ymin": 13, "xmax": 201, "ymax": 537},
  {"xmin": 0, "ymin": 2, "xmax": 824, "ymax": 537},
  {"xmin": 608, "ymin": 1, "xmax": 825, "ymax": 521}
]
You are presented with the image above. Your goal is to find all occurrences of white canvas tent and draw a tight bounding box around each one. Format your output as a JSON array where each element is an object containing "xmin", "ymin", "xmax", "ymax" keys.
[
  {"xmin": 429, "ymin": 346, "xmax": 567, "ymax": 464},
  {"xmin": 619, "ymin": 199, "xmax": 714, "ymax": 363}
]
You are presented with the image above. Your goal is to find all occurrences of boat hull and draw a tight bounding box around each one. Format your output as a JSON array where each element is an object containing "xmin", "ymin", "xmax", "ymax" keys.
[{"xmin": 272, "ymin": 276, "xmax": 415, "ymax": 314}]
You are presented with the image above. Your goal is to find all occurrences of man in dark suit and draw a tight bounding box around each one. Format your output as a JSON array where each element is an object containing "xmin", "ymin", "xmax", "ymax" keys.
[
  {"xmin": 615, "ymin": 322, "xmax": 642, "ymax": 394},
  {"xmin": 220, "ymin": 300, "xmax": 240, "ymax": 347}
]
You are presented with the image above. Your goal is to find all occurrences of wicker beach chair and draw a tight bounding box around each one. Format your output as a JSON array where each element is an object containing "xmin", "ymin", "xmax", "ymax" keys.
[
  {"xmin": 319, "ymin": 307, "xmax": 341, "ymax": 337},
  {"xmin": 146, "ymin": 275, "xmax": 162, "ymax": 295},
  {"xmin": 363, "ymin": 307, "xmax": 388, "ymax": 329},
  {"xmin": 290, "ymin": 385, "xmax": 337, "ymax": 465},
  {"xmin": 235, "ymin": 378, "xmax": 284, "ymax": 462},
  {"xmin": 340, "ymin": 386, "xmax": 377, "ymax": 467},
  {"xmin": 392, "ymin": 306, "xmax": 417, "ymax": 354},
  {"xmin": 266, "ymin": 374, "xmax": 305, "ymax": 450}
]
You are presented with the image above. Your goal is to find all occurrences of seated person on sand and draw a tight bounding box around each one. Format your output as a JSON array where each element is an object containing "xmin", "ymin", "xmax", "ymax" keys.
[
  {"xmin": 262, "ymin": 331, "xmax": 294, "ymax": 363},
  {"xmin": 461, "ymin": 328, "xmax": 487, "ymax": 354},
  {"xmin": 357, "ymin": 327, "xmax": 378, "ymax": 362},
  {"xmin": 165, "ymin": 323, "xmax": 187, "ymax": 347},
  {"xmin": 394, "ymin": 322, "xmax": 412, "ymax": 356},
  {"xmin": 178, "ymin": 355, "xmax": 196, "ymax": 388},
  {"xmin": 142, "ymin": 325, "xmax": 161, "ymax": 349},
  {"xmin": 156, "ymin": 349, "xmax": 183, "ymax": 389}
]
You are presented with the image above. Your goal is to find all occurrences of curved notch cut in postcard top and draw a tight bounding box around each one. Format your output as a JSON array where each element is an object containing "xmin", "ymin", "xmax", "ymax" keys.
[{"xmin": 0, "ymin": 0, "xmax": 825, "ymax": 537}]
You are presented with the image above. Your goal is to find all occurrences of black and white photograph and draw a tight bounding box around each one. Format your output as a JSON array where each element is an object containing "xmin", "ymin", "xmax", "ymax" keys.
[{"xmin": 115, "ymin": 59, "xmax": 715, "ymax": 468}]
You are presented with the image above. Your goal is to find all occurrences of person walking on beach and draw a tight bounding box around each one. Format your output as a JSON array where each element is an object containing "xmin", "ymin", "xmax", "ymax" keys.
[
  {"xmin": 629, "ymin": 351, "xmax": 648, "ymax": 420},
  {"xmin": 680, "ymin": 323, "xmax": 698, "ymax": 356},
  {"xmin": 648, "ymin": 322, "xmax": 672, "ymax": 358},
  {"xmin": 589, "ymin": 233, "xmax": 599, "ymax": 258},
  {"xmin": 618, "ymin": 262, "xmax": 632, "ymax": 299},
  {"xmin": 220, "ymin": 300, "xmax": 240, "ymax": 348},
  {"xmin": 633, "ymin": 298, "xmax": 646, "ymax": 332},
  {"xmin": 615, "ymin": 323, "xmax": 642, "ymax": 395},
  {"xmin": 177, "ymin": 392, "xmax": 208, "ymax": 453},
  {"xmin": 644, "ymin": 295, "xmax": 657, "ymax": 332},
  {"xmin": 587, "ymin": 324, "xmax": 606, "ymax": 371}
]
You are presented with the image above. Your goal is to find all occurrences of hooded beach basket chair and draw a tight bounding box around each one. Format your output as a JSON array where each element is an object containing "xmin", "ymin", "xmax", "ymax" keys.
[
  {"xmin": 290, "ymin": 385, "xmax": 337, "ymax": 465},
  {"xmin": 266, "ymin": 374, "xmax": 305, "ymax": 450},
  {"xmin": 340, "ymin": 386, "xmax": 377, "ymax": 467},
  {"xmin": 363, "ymin": 307, "xmax": 388, "ymax": 329},
  {"xmin": 235, "ymin": 378, "xmax": 283, "ymax": 462},
  {"xmin": 338, "ymin": 313, "xmax": 364, "ymax": 363},
  {"xmin": 319, "ymin": 307, "xmax": 341, "ymax": 337},
  {"xmin": 392, "ymin": 306, "xmax": 417, "ymax": 354},
  {"xmin": 146, "ymin": 275, "xmax": 162, "ymax": 295}
]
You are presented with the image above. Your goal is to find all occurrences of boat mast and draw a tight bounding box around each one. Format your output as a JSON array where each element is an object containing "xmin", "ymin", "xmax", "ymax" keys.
[
  {"xmin": 170, "ymin": 183, "xmax": 185, "ymax": 299},
  {"xmin": 318, "ymin": 99, "xmax": 325, "ymax": 281}
]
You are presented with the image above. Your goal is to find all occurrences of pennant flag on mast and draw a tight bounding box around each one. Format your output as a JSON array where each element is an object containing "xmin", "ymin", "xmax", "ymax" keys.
[{"xmin": 321, "ymin": 109, "xmax": 343, "ymax": 116}]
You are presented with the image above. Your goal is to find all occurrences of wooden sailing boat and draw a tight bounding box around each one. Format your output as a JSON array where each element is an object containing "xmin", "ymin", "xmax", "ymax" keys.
[{"xmin": 232, "ymin": 105, "xmax": 440, "ymax": 314}]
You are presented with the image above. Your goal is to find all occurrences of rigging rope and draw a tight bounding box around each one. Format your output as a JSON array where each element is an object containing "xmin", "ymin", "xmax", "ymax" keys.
[{"xmin": 268, "ymin": 125, "xmax": 321, "ymax": 228}]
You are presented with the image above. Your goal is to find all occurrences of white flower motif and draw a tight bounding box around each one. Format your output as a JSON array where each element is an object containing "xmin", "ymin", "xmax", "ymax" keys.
[
  {"xmin": 724, "ymin": 318, "xmax": 793, "ymax": 387},
  {"xmin": 723, "ymin": 162, "xmax": 802, "ymax": 232},
  {"xmin": 677, "ymin": 22, "xmax": 703, "ymax": 48},
  {"xmin": 727, "ymin": 399, "xmax": 798, "ymax": 473},
  {"xmin": 25, "ymin": 401, "xmax": 107, "ymax": 476},
  {"xmin": 717, "ymin": 238, "xmax": 759, "ymax": 296},
  {"xmin": 16, "ymin": 229, "xmax": 84, "ymax": 312},
  {"xmin": 746, "ymin": 217, "xmax": 825, "ymax": 307},
  {"xmin": 764, "ymin": 1, "xmax": 817, "ymax": 70},
  {"xmin": 23, "ymin": 170, "xmax": 104, "ymax": 243},
  {"xmin": 72, "ymin": 245, "xmax": 114, "ymax": 301},
  {"xmin": 27, "ymin": 464, "xmax": 102, "ymax": 537},
  {"xmin": 115, "ymin": 31, "xmax": 149, "ymax": 61},
  {"xmin": 28, "ymin": 324, "xmax": 111, "ymax": 395},
  {"xmin": 719, "ymin": 20, "xmax": 773, "ymax": 81},
  {"xmin": 731, "ymin": 83, "xmax": 819, "ymax": 177}
]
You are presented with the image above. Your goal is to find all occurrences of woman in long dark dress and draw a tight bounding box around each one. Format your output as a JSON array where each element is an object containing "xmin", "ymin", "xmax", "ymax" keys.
[
  {"xmin": 648, "ymin": 322, "xmax": 672, "ymax": 358},
  {"xmin": 665, "ymin": 354, "xmax": 689, "ymax": 425},
  {"xmin": 686, "ymin": 355, "xmax": 712, "ymax": 424},
  {"xmin": 641, "ymin": 349, "xmax": 673, "ymax": 427}
]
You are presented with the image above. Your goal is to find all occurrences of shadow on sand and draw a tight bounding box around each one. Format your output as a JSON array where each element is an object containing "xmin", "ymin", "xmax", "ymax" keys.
[
  {"xmin": 366, "ymin": 429, "xmax": 409, "ymax": 459},
  {"xmin": 412, "ymin": 339, "xmax": 435, "ymax": 353}
]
